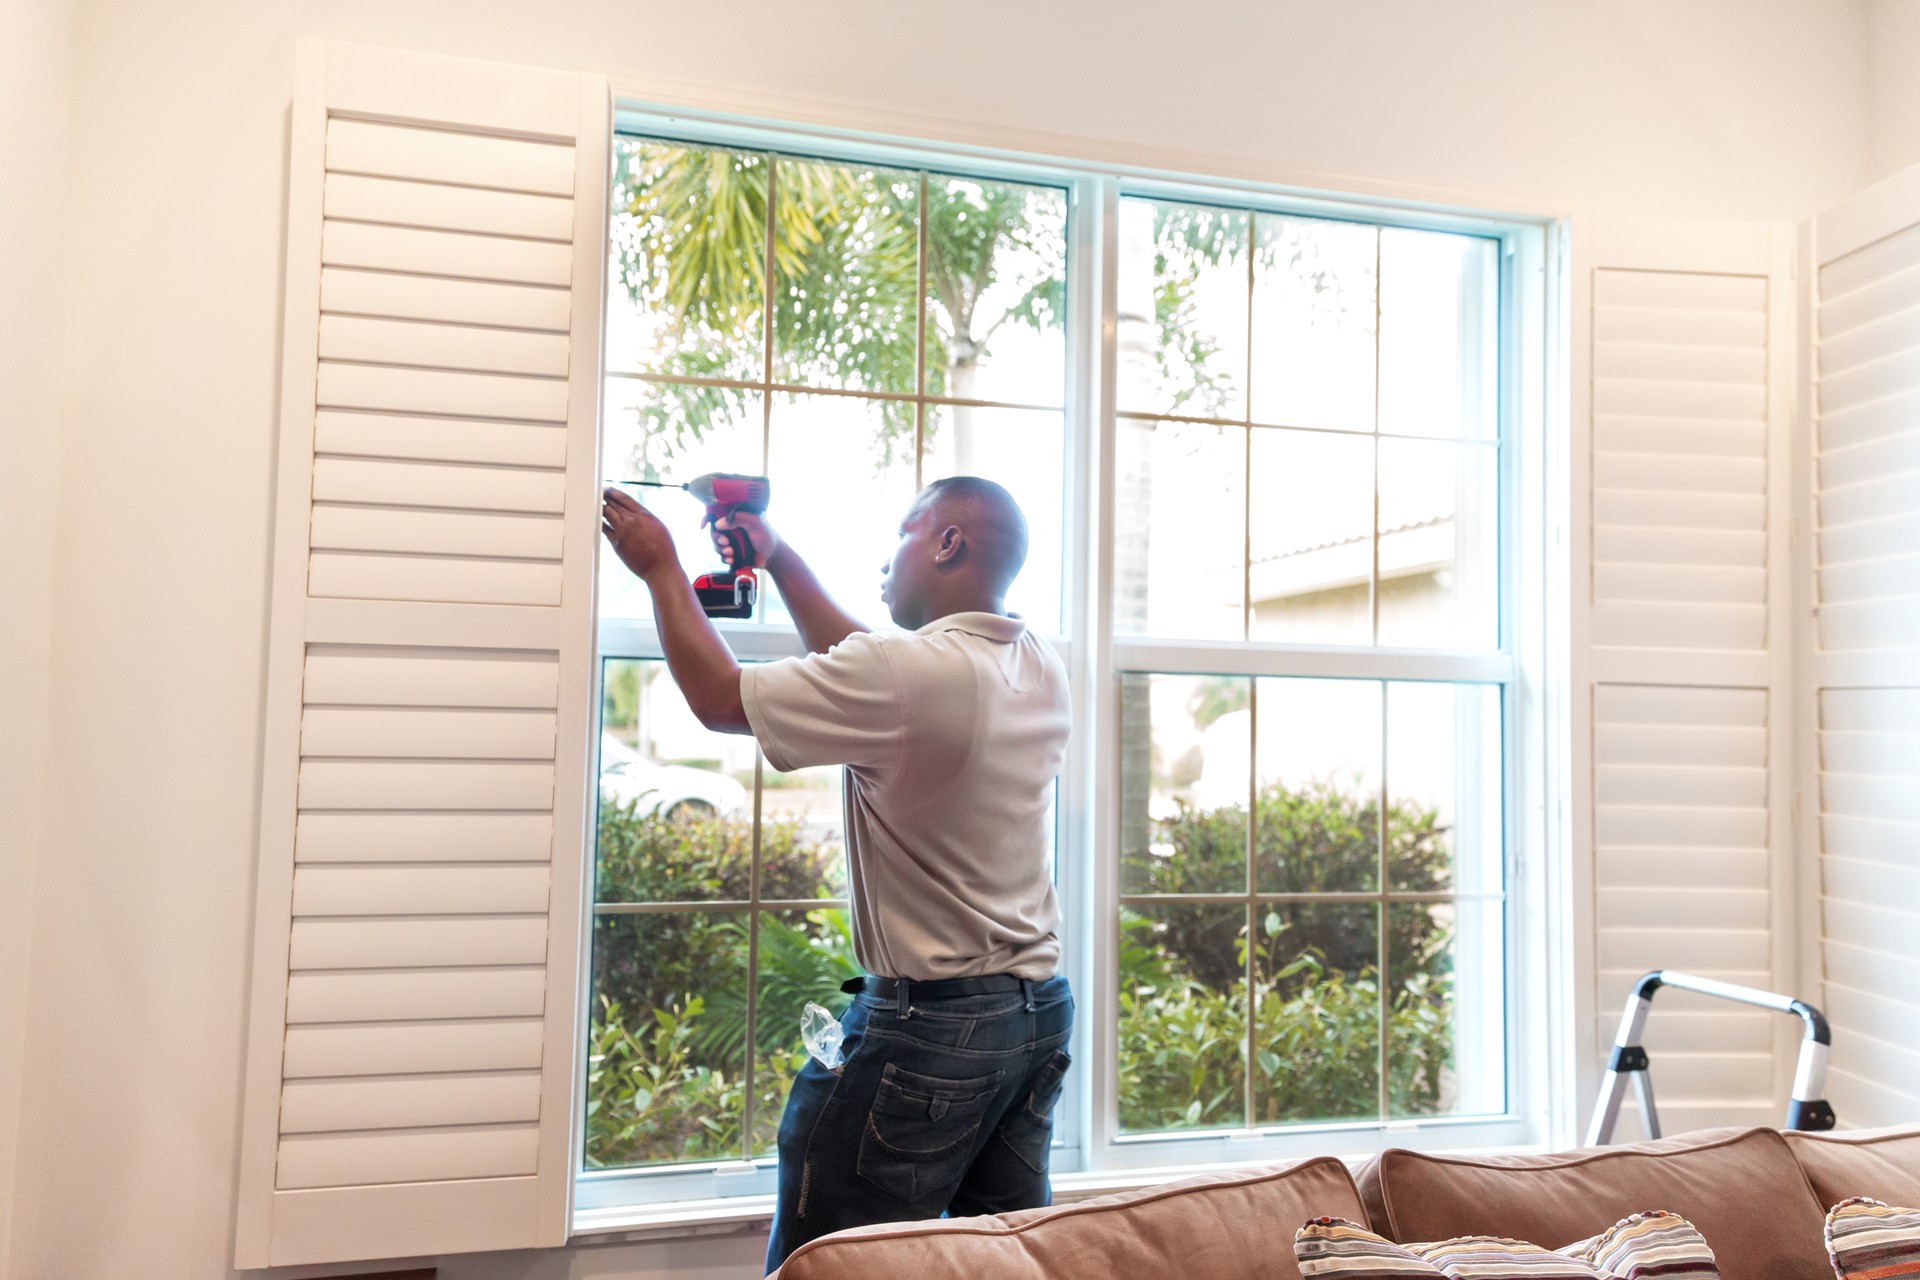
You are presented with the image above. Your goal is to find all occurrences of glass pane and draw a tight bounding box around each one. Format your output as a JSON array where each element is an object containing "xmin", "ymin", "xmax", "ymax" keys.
[
  {"xmin": 1113, "ymin": 418, "xmax": 1246, "ymax": 639},
  {"xmin": 597, "ymin": 659, "xmax": 758, "ymax": 903},
  {"xmin": 1247, "ymin": 427, "xmax": 1374, "ymax": 645},
  {"xmin": 1376, "ymin": 439, "xmax": 1498, "ymax": 649},
  {"xmin": 924, "ymin": 176, "xmax": 1068, "ymax": 408},
  {"xmin": 922, "ymin": 405, "xmax": 1065, "ymax": 633},
  {"xmin": 759, "ymin": 764, "xmax": 849, "ymax": 901},
  {"xmin": 607, "ymin": 139, "xmax": 766, "ymax": 382},
  {"xmin": 1378, "ymin": 228, "xmax": 1499, "ymax": 440},
  {"xmin": 1252, "ymin": 902, "xmax": 1381, "ymax": 1124},
  {"xmin": 1118, "ymin": 903, "xmax": 1247, "ymax": 1134},
  {"xmin": 1385, "ymin": 682, "xmax": 1503, "ymax": 894},
  {"xmin": 1254, "ymin": 678, "xmax": 1383, "ymax": 894},
  {"xmin": 1119, "ymin": 674, "xmax": 1250, "ymax": 896},
  {"xmin": 763, "ymin": 393, "xmax": 920, "ymax": 629},
  {"xmin": 1116, "ymin": 198, "xmax": 1250, "ymax": 419},
  {"xmin": 771, "ymin": 159, "xmax": 920, "ymax": 395},
  {"xmin": 586, "ymin": 910, "xmax": 750, "ymax": 1168},
  {"xmin": 1388, "ymin": 900, "xmax": 1505, "ymax": 1118},
  {"xmin": 598, "ymin": 377, "xmax": 766, "ymax": 620},
  {"xmin": 1250, "ymin": 215, "xmax": 1377, "ymax": 432},
  {"xmin": 752, "ymin": 907, "xmax": 860, "ymax": 1156}
]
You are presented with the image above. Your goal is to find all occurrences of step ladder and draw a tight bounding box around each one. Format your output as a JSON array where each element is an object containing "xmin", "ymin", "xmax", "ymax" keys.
[{"xmin": 1587, "ymin": 970, "xmax": 1837, "ymax": 1146}]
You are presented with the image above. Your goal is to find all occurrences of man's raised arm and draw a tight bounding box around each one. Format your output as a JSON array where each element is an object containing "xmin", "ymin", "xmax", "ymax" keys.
[
  {"xmin": 714, "ymin": 512, "xmax": 868, "ymax": 655},
  {"xmin": 602, "ymin": 487, "xmax": 749, "ymax": 733}
]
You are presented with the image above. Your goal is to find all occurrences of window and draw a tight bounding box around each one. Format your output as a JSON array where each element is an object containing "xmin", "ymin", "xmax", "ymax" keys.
[
  {"xmin": 584, "ymin": 125, "xmax": 1543, "ymax": 1211},
  {"xmin": 585, "ymin": 133, "xmax": 1074, "ymax": 1206},
  {"xmin": 1106, "ymin": 199, "xmax": 1513, "ymax": 1149}
]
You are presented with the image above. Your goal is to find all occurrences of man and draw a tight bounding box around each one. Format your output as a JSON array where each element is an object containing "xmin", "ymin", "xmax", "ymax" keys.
[{"xmin": 600, "ymin": 476, "xmax": 1073, "ymax": 1273}]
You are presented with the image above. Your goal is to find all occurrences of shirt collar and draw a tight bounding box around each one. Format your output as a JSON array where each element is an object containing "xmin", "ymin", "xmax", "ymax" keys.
[{"xmin": 915, "ymin": 611, "xmax": 1028, "ymax": 642}]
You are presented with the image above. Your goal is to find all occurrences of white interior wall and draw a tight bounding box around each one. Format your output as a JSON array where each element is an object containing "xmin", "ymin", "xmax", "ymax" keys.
[
  {"xmin": 4, "ymin": 2, "xmax": 1879, "ymax": 1278},
  {"xmin": 1867, "ymin": 0, "xmax": 1920, "ymax": 182},
  {"xmin": 0, "ymin": 0, "xmax": 75, "ymax": 1275}
]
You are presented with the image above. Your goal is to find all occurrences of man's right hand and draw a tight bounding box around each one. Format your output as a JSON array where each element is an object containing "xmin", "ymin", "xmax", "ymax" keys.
[{"xmin": 710, "ymin": 510, "xmax": 780, "ymax": 570}]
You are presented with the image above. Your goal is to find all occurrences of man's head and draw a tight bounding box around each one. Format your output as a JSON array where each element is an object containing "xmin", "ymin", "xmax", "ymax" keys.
[{"xmin": 880, "ymin": 476, "xmax": 1030, "ymax": 629}]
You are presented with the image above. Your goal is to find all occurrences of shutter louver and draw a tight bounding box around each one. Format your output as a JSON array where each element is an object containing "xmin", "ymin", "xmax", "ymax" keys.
[
  {"xmin": 1808, "ymin": 170, "xmax": 1920, "ymax": 1128},
  {"xmin": 235, "ymin": 40, "xmax": 606, "ymax": 1267},
  {"xmin": 1576, "ymin": 220, "xmax": 1794, "ymax": 1138}
]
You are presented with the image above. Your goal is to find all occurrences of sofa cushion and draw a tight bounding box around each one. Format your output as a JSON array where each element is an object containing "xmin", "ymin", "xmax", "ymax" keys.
[
  {"xmin": 1823, "ymin": 1198, "xmax": 1920, "ymax": 1280},
  {"xmin": 773, "ymin": 1157, "xmax": 1368, "ymax": 1280},
  {"xmin": 1785, "ymin": 1125, "xmax": 1920, "ymax": 1209},
  {"xmin": 1353, "ymin": 1127, "xmax": 1828, "ymax": 1280}
]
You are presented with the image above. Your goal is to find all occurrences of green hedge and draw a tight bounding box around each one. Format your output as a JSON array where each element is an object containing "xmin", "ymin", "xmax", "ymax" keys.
[{"xmin": 587, "ymin": 785, "xmax": 1461, "ymax": 1167}]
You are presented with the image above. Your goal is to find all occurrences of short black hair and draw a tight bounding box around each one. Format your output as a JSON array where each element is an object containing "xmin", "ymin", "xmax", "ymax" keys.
[{"xmin": 917, "ymin": 476, "xmax": 1029, "ymax": 591}]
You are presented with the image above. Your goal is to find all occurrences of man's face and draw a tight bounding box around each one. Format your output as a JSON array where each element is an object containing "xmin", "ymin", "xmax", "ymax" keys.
[{"xmin": 879, "ymin": 499, "xmax": 939, "ymax": 629}]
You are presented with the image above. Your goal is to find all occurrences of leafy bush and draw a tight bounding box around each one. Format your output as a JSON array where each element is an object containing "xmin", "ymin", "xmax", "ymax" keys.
[{"xmin": 587, "ymin": 781, "xmax": 1463, "ymax": 1168}]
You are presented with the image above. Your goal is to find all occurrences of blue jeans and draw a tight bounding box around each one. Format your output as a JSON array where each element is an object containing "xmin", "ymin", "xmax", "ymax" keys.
[{"xmin": 764, "ymin": 974, "xmax": 1074, "ymax": 1274}]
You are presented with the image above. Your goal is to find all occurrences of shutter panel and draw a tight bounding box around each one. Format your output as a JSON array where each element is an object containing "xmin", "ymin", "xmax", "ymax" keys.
[
  {"xmin": 235, "ymin": 40, "xmax": 606, "ymax": 1267},
  {"xmin": 1807, "ymin": 166, "xmax": 1920, "ymax": 1128},
  {"xmin": 1572, "ymin": 217, "xmax": 1797, "ymax": 1138}
]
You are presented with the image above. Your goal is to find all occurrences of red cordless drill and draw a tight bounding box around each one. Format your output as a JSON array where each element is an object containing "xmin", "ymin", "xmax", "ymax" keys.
[{"xmin": 615, "ymin": 472, "xmax": 770, "ymax": 619}]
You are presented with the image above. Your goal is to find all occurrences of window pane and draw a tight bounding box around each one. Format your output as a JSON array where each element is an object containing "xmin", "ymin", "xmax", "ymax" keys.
[
  {"xmin": 1254, "ymin": 678, "xmax": 1382, "ymax": 894},
  {"xmin": 607, "ymin": 139, "xmax": 766, "ymax": 382},
  {"xmin": 924, "ymin": 177, "xmax": 1067, "ymax": 408},
  {"xmin": 1119, "ymin": 674, "xmax": 1249, "ymax": 896},
  {"xmin": 1252, "ymin": 902, "xmax": 1381, "ymax": 1124},
  {"xmin": 1250, "ymin": 215, "xmax": 1377, "ymax": 432},
  {"xmin": 587, "ymin": 910, "xmax": 750, "ymax": 1168},
  {"xmin": 771, "ymin": 159, "xmax": 919, "ymax": 395},
  {"xmin": 1388, "ymin": 899, "xmax": 1506, "ymax": 1118},
  {"xmin": 1385, "ymin": 682, "xmax": 1503, "ymax": 894},
  {"xmin": 1113, "ymin": 418, "xmax": 1246, "ymax": 639},
  {"xmin": 599, "ymin": 377, "xmax": 766, "ymax": 620},
  {"xmin": 760, "ymin": 765, "xmax": 849, "ymax": 901},
  {"xmin": 597, "ymin": 659, "xmax": 758, "ymax": 903},
  {"xmin": 1247, "ymin": 427, "xmax": 1375, "ymax": 645},
  {"xmin": 752, "ymin": 907, "xmax": 859, "ymax": 1156},
  {"xmin": 763, "ymin": 393, "xmax": 920, "ymax": 629},
  {"xmin": 1118, "ymin": 903, "xmax": 1247, "ymax": 1134},
  {"xmin": 922, "ymin": 405, "xmax": 1064, "ymax": 633},
  {"xmin": 1378, "ymin": 228, "xmax": 1499, "ymax": 440},
  {"xmin": 1117, "ymin": 198, "xmax": 1249, "ymax": 419},
  {"xmin": 1376, "ymin": 439, "xmax": 1498, "ymax": 648}
]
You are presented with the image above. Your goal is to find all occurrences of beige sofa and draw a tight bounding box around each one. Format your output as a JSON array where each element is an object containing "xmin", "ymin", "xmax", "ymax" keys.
[{"xmin": 772, "ymin": 1124, "xmax": 1920, "ymax": 1280}]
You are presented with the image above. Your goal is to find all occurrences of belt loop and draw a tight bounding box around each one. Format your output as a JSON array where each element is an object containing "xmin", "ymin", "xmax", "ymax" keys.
[
  {"xmin": 1021, "ymin": 977, "xmax": 1035, "ymax": 1012},
  {"xmin": 898, "ymin": 977, "xmax": 912, "ymax": 1019}
]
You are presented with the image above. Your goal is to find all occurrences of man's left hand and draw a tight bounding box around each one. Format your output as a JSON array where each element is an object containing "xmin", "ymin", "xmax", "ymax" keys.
[{"xmin": 602, "ymin": 487, "xmax": 679, "ymax": 581}]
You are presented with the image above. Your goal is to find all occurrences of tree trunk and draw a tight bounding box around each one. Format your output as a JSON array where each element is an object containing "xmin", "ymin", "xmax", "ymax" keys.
[{"xmin": 947, "ymin": 352, "xmax": 981, "ymax": 475}]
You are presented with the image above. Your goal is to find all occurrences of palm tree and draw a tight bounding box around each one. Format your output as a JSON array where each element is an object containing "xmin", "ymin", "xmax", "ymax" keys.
[{"xmin": 610, "ymin": 139, "xmax": 1065, "ymax": 475}]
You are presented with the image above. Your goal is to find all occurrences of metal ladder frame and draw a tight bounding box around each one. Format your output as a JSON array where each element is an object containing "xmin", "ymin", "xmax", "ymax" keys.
[{"xmin": 1586, "ymin": 970, "xmax": 1837, "ymax": 1146}]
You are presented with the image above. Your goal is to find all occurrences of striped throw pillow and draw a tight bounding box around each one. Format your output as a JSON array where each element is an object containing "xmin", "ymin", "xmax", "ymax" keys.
[
  {"xmin": 1562, "ymin": 1210, "xmax": 1720, "ymax": 1280},
  {"xmin": 1296, "ymin": 1217, "xmax": 1608, "ymax": 1278},
  {"xmin": 1825, "ymin": 1197, "xmax": 1920, "ymax": 1279},
  {"xmin": 1295, "ymin": 1213, "xmax": 1721, "ymax": 1280}
]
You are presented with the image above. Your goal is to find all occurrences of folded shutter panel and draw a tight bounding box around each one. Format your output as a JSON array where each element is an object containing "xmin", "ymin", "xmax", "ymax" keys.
[
  {"xmin": 1571, "ymin": 217, "xmax": 1798, "ymax": 1138},
  {"xmin": 235, "ymin": 39, "xmax": 606, "ymax": 1267},
  {"xmin": 1806, "ymin": 167, "xmax": 1920, "ymax": 1128}
]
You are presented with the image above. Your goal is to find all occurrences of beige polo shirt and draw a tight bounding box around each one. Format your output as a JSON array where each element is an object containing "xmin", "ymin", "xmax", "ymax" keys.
[{"xmin": 738, "ymin": 612, "xmax": 1069, "ymax": 980}]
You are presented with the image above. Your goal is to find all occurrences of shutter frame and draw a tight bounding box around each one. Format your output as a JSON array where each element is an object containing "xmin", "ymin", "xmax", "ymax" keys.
[
  {"xmin": 1569, "ymin": 214, "xmax": 1800, "ymax": 1139},
  {"xmin": 1804, "ymin": 166, "xmax": 1920, "ymax": 1128},
  {"xmin": 235, "ymin": 39, "xmax": 606, "ymax": 1267}
]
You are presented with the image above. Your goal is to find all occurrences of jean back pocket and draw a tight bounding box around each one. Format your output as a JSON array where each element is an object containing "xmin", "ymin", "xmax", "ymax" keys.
[{"xmin": 857, "ymin": 1062, "xmax": 1004, "ymax": 1204}]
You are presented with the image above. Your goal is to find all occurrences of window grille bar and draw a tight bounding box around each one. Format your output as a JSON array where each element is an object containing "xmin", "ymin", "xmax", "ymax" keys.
[
  {"xmin": 594, "ymin": 898, "xmax": 852, "ymax": 914},
  {"xmin": 604, "ymin": 367, "xmax": 1064, "ymax": 418}
]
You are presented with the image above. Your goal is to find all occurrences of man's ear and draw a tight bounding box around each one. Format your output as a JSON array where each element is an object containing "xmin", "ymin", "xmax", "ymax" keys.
[{"xmin": 933, "ymin": 523, "xmax": 965, "ymax": 565}]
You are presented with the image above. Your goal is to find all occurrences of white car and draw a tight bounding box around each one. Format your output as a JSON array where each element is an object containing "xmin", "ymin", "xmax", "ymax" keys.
[{"xmin": 598, "ymin": 734, "xmax": 749, "ymax": 821}]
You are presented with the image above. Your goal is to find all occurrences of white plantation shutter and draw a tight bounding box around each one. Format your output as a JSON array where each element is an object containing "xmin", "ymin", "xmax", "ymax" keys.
[
  {"xmin": 1572, "ymin": 217, "xmax": 1799, "ymax": 1137},
  {"xmin": 1805, "ymin": 168, "xmax": 1920, "ymax": 1128},
  {"xmin": 235, "ymin": 40, "xmax": 607, "ymax": 1267}
]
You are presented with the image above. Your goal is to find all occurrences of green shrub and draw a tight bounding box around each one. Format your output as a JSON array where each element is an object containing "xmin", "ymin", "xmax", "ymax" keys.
[{"xmin": 587, "ymin": 781, "xmax": 1464, "ymax": 1167}]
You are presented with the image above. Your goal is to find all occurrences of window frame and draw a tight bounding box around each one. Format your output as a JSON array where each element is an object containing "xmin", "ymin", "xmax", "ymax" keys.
[{"xmin": 576, "ymin": 104, "xmax": 1565, "ymax": 1227}]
